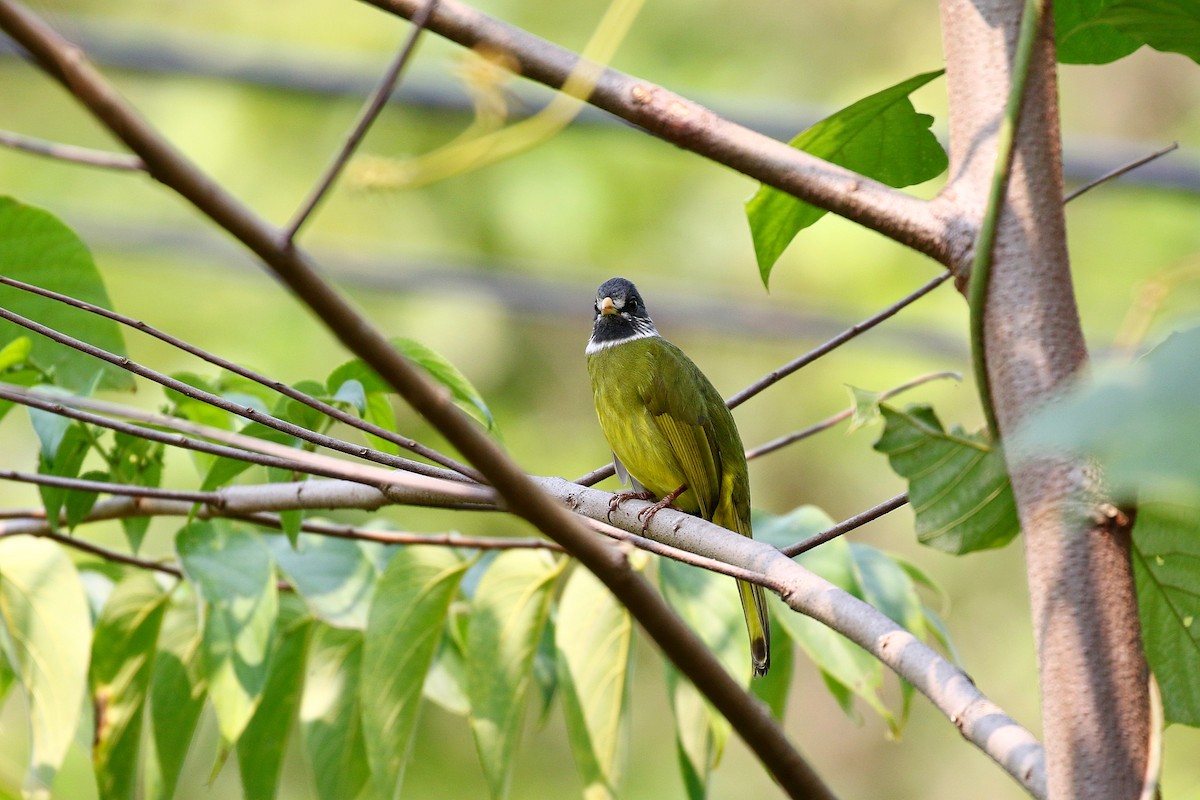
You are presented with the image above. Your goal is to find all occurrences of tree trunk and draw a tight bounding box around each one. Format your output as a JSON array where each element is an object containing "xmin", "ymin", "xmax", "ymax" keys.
[{"xmin": 938, "ymin": 1, "xmax": 1151, "ymax": 796}]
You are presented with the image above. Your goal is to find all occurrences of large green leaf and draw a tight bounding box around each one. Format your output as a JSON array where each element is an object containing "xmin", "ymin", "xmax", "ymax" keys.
[
  {"xmin": 874, "ymin": 404, "xmax": 1020, "ymax": 553},
  {"xmin": 328, "ymin": 336, "xmax": 495, "ymax": 431},
  {"xmin": 0, "ymin": 537, "xmax": 92, "ymax": 798},
  {"xmin": 362, "ymin": 546, "xmax": 470, "ymax": 800},
  {"xmin": 1055, "ymin": 0, "xmax": 1143, "ymax": 62},
  {"xmin": 745, "ymin": 71, "xmax": 947, "ymax": 285},
  {"xmin": 146, "ymin": 588, "xmax": 207, "ymax": 800},
  {"xmin": 1131, "ymin": 503, "xmax": 1200, "ymax": 726},
  {"xmin": 466, "ymin": 549, "xmax": 562, "ymax": 800},
  {"xmin": 658, "ymin": 558, "xmax": 744, "ymax": 798},
  {"xmin": 299, "ymin": 625, "xmax": 374, "ymax": 800},
  {"xmin": 90, "ymin": 573, "xmax": 170, "ymax": 800},
  {"xmin": 176, "ymin": 521, "xmax": 278, "ymax": 745},
  {"xmin": 268, "ymin": 533, "xmax": 393, "ymax": 631},
  {"xmin": 1016, "ymin": 327, "xmax": 1200, "ymax": 505},
  {"xmin": 1096, "ymin": 0, "xmax": 1200, "ymax": 63},
  {"xmin": 0, "ymin": 197, "xmax": 133, "ymax": 392},
  {"xmin": 555, "ymin": 567, "xmax": 633, "ymax": 800},
  {"xmin": 237, "ymin": 594, "xmax": 313, "ymax": 800}
]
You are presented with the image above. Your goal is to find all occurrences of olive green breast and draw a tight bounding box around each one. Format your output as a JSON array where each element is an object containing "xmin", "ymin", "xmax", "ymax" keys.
[{"xmin": 587, "ymin": 336, "xmax": 750, "ymax": 531}]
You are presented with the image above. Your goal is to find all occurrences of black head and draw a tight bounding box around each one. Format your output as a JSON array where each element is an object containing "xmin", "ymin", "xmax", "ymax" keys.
[{"xmin": 587, "ymin": 277, "xmax": 659, "ymax": 351}]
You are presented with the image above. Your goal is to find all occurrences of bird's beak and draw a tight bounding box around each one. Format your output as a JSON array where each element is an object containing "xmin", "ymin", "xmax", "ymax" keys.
[{"xmin": 600, "ymin": 296, "xmax": 618, "ymax": 316}]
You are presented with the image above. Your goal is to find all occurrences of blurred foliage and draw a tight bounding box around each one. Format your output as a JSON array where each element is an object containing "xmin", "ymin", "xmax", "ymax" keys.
[{"xmin": 0, "ymin": 0, "xmax": 1199, "ymax": 798}]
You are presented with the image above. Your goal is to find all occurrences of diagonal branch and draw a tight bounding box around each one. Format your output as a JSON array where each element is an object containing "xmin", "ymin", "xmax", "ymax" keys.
[
  {"xmin": 357, "ymin": 0, "xmax": 955, "ymax": 266},
  {"xmin": 0, "ymin": 5, "xmax": 830, "ymax": 794}
]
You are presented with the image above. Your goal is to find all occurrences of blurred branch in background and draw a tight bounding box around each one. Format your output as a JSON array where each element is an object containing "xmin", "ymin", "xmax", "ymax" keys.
[{"xmin": 1, "ymin": 14, "xmax": 1195, "ymax": 193}]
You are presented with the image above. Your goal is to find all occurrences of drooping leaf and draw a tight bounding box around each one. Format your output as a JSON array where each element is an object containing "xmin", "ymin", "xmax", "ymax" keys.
[
  {"xmin": 1016, "ymin": 327, "xmax": 1200, "ymax": 506},
  {"xmin": 466, "ymin": 550, "xmax": 563, "ymax": 800},
  {"xmin": 1055, "ymin": 0, "xmax": 1143, "ymax": 62},
  {"xmin": 109, "ymin": 432, "xmax": 164, "ymax": 553},
  {"xmin": 1131, "ymin": 502, "xmax": 1200, "ymax": 726},
  {"xmin": 658, "ymin": 558, "xmax": 744, "ymax": 797},
  {"xmin": 176, "ymin": 521, "xmax": 278, "ymax": 745},
  {"xmin": 874, "ymin": 404, "xmax": 1020, "ymax": 553},
  {"xmin": 237, "ymin": 594, "xmax": 313, "ymax": 800},
  {"xmin": 328, "ymin": 336, "xmax": 496, "ymax": 431},
  {"xmin": 268, "ymin": 533, "xmax": 393, "ymax": 631},
  {"xmin": 423, "ymin": 615, "xmax": 471, "ymax": 716},
  {"xmin": 556, "ymin": 566, "xmax": 634, "ymax": 800},
  {"xmin": 90, "ymin": 573, "xmax": 170, "ymax": 800},
  {"xmin": 745, "ymin": 71, "xmax": 947, "ymax": 285},
  {"xmin": 299, "ymin": 625, "xmax": 374, "ymax": 800},
  {"xmin": 146, "ymin": 587, "xmax": 207, "ymax": 800},
  {"xmin": 362, "ymin": 546, "xmax": 470, "ymax": 800},
  {"xmin": 0, "ymin": 537, "xmax": 92, "ymax": 797},
  {"xmin": 64, "ymin": 469, "xmax": 106, "ymax": 530},
  {"xmin": 0, "ymin": 197, "xmax": 134, "ymax": 392},
  {"xmin": 35, "ymin": 422, "xmax": 92, "ymax": 533},
  {"xmin": 1095, "ymin": 0, "xmax": 1200, "ymax": 63}
]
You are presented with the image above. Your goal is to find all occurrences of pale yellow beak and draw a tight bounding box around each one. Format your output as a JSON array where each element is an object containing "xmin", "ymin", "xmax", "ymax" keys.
[{"xmin": 600, "ymin": 296, "xmax": 618, "ymax": 316}]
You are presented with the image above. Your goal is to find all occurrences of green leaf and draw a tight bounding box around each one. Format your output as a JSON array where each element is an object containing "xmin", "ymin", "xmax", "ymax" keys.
[
  {"xmin": 268, "ymin": 533, "xmax": 392, "ymax": 631},
  {"xmin": 0, "ymin": 537, "xmax": 92, "ymax": 797},
  {"xmin": 874, "ymin": 404, "xmax": 1020, "ymax": 554},
  {"xmin": 90, "ymin": 573, "xmax": 170, "ymax": 800},
  {"xmin": 362, "ymin": 546, "xmax": 470, "ymax": 800},
  {"xmin": 0, "ymin": 336, "xmax": 32, "ymax": 372},
  {"xmin": 1016, "ymin": 327, "xmax": 1200, "ymax": 505},
  {"xmin": 237, "ymin": 594, "xmax": 313, "ymax": 800},
  {"xmin": 176, "ymin": 521, "xmax": 278, "ymax": 745},
  {"xmin": 36, "ymin": 422, "xmax": 92, "ymax": 533},
  {"xmin": 110, "ymin": 433, "xmax": 164, "ymax": 553},
  {"xmin": 658, "ymin": 558, "xmax": 745, "ymax": 796},
  {"xmin": 1131, "ymin": 503, "xmax": 1200, "ymax": 726},
  {"xmin": 329, "ymin": 337, "xmax": 496, "ymax": 431},
  {"xmin": 1096, "ymin": 0, "xmax": 1200, "ymax": 63},
  {"xmin": 299, "ymin": 625, "xmax": 373, "ymax": 800},
  {"xmin": 466, "ymin": 550, "xmax": 562, "ymax": 800},
  {"xmin": 146, "ymin": 588, "xmax": 207, "ymax": 800},
  {"xmin": 423, "ymin": 619, "xmax": 470, "ymax": 716},
  {"xmin": 555, "ymin": 567, "xmax": 634, "ymax": 800},
  {"xmin": 65, "ymin": 469, "xmax": 106, "ymax": 530},
  {"xmin": 745, "ymin": 71, "xmax": 947, "ymax": 285},
  {"xmin": 847, "ymin": 385, "xmax": 884, "ymax": 432},
  {"xmin": 1055, "ymin": 0, "xmax": 1143, "ymax": 62},
  {"xmin": 0, "ymin": 197, "xmax": 134, "ymax": 392}
]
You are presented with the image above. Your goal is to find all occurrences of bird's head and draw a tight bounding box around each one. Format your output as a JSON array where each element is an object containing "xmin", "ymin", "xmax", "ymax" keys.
[{"xmin": 588, "ymin": 277, "xmax": 659, "ymax": 351}]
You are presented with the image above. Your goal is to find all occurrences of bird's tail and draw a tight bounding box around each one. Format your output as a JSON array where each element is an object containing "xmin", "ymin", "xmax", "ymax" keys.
[{"xmin": 737, "ymin": 578, "xmax": 771, "ymax": 677}]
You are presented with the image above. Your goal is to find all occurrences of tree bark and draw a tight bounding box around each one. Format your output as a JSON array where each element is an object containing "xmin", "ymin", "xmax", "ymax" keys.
[{"xmin": 939, "ymin": 1, "xmax": 1151, "ymax": 796}]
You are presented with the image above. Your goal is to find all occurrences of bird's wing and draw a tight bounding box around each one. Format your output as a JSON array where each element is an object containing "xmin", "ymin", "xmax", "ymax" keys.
[{"xmin": 644, "ymin": 345, "xmax": 724, "ymax": 518}]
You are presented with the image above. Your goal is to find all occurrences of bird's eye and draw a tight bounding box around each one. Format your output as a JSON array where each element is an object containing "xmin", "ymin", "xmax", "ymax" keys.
[{"xmin": 627, "ymin": 297, "xmax": 638, "ymax": 310}]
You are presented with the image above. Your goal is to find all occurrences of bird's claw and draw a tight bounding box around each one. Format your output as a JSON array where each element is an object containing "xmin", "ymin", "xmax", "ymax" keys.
[{"xmin": 606, "ymin": 490, "xmax": 654, "ymax": 523}]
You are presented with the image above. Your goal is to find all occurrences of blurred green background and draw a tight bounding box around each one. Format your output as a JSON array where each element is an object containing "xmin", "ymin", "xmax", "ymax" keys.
[{"xmin": 2, "ymin": 0, "xmax": 1200, "ymax": 797}]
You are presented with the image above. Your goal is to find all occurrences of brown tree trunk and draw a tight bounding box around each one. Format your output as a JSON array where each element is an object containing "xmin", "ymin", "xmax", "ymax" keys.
[{"xmin": 938, "ymin": 1, "xmax": 1151, "ymax": 796}]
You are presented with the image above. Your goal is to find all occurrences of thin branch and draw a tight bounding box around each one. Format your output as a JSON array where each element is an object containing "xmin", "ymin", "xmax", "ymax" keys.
[
  {"xmin": 0, "ymin": 526, "xmax": 182, "ymax": 577},
  {"xmin": 0, "ymin": 469, "xmax": 220, "ymax": 505},
  {"xmin": 747, "ymin": 370, "xmax": 961, "ymax": 461},
  {"xmin": 238, "ymin": 511, "xmax": 564, "ymax": 550},
  {"xmin": 0, "ymin": 302, "xmax": 481, "ymax": 481},
  {"xmin": 1064, "ymin": 142, "xmax": 1179, "ymax": 204},
  {"xmin": 783, "ymin": 493, "xmax": 910, "ymax": 557},
  {"xmin": 282, "ymin": 0, "xmax": 437, "ymax": 240},
  {"xmin": 0, "ymin": 128, "xmax": 145, "ymax": 171},
  {"xmin": 0, "ymin": 274, "xmax": 483, "ymax": 482},
  {"xmin": 358, "ymin": 0, "xmax": 953, "ymax": 266}
]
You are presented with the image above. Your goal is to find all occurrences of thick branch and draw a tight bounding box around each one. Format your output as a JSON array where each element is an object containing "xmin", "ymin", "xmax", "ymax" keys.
[
  {"xmin": 358, "ymin": 0, "xmax": 955, "ymax": 265},
  {"xmin": 0, "ymin": 4, "xmax": 829, "ymax": 794}
]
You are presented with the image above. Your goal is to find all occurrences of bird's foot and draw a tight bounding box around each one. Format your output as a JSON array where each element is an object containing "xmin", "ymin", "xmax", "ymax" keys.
[
  {"xmin": 636, "ymin": 484, "xmax": 688, "ymax": 532},
  {"xmin": 607, "ymin": 490, "xmax": 655, "ymax": 523}
]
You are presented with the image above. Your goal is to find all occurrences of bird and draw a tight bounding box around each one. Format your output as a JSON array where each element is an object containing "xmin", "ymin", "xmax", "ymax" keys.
[{"xmin": 586, "ymin": 276, "xmax": 770, "ymax": 677}]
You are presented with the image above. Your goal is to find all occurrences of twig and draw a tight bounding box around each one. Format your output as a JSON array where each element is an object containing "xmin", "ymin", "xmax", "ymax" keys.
[
  {"xmin": 282, "ymin": 0, "xmax": 437, "ymax": 240},
  {"xmin": 0, "ymin": 128, "xmax": 145, "ymax": 171},
  {"xmin": 1064, "ymin": 142, "xmax": 1179, "ymax": 204},
  {"xmin": 574, "ymin": 278, "xmax": 953, "ymax": 486},
  {"xmin": 0, "ymin": 469, "xmax": 220, "ymax": 505},
  {"xmin": 0, "ymin": 302, "xmax": 480, "ymax": 481},
  {"xmin": 783, "ymin": 493, "xmax": 910, "ymax": 557},
  {"xmin": 0, "ymin": 274, "xmax": 484, "ymax": 482},
  {"xmin": 727, "ymin": 274, "xmax": 952, "ymax": 409},
  {"xmin": 0, "ymin": 526, "xmax": 182, "ymax": 577},
  {"xmin": 239, "ymin": 511, "xmax": 563, "ymax": 550},
  {"xmin": 358, "ymin": 0, "xmax": 952, "ymax": 267},
  {"xmin": 747, "ymin": 370, "xmax": 960, "ymax": 461}
]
